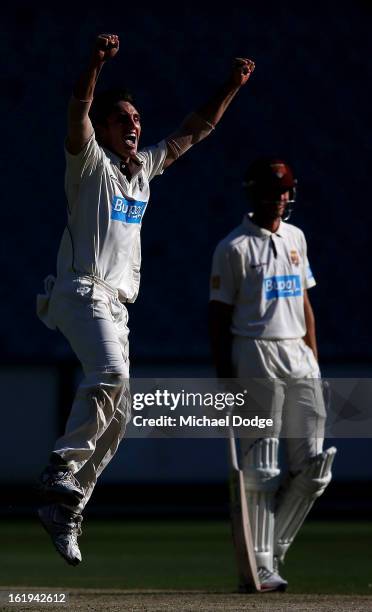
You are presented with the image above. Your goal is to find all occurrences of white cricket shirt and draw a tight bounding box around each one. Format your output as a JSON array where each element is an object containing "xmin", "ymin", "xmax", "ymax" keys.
[
  {"xmin": 56, "ymin": 133, "xmax": 168, "ymax": 303},
  {"xmin": 209, "ymin": 215, "xmax": 316, "ymax": 339}
]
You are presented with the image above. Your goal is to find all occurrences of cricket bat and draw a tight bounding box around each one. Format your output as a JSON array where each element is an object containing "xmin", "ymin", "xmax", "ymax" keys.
[{"xmin": 228, "ymin": 427, "xmax": 261, "ymax": 592}]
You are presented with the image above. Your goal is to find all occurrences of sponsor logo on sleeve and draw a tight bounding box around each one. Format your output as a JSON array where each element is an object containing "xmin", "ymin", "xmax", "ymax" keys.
[
  {"xmin": 211, "ymin": 275, "xmax": 221, "ymax": 289},
  {"xmin": 307, "ymin": 265, "xmax": 314, "ymax": 279},
  {"xmin": 111, "ymin": 196, "xmax": 148, "ymax": 224},
  {"xmin": 264, "ymin": 275, "xmax": 302, "ymax": 300}
]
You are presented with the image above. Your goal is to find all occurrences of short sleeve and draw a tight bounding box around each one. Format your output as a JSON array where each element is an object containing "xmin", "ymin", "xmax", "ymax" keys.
[
  {"xmin": 301, "ymin": 232, "xmax": 316, "ymax": 289},
  {"xmin": 65, "ymin": 132, "xmax": 103, "ymax": 181},
  {"xmin": 136, "ymin": 140, "xmax": 168, "ymax": 182},
  {"xmin": 209, "ymin": 242, "xmax": 237, "ymax": 304},
  {"xmin": 64, "ymin": 133, "xmax": 104, "ymax": 213}
]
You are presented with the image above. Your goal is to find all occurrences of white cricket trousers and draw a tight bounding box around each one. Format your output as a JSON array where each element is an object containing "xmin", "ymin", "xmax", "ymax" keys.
[
  {"xmin": 232, "ymin": 336, "xmax": 326, "ymax": 472},
  {"xmin": 47, "ymin": 275, "xmax": 131, "ymax": 513}
]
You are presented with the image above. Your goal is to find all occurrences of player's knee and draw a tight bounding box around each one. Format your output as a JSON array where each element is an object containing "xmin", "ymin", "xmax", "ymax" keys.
[
  {"xmin": 289, "ymin": 447, "xmax": 337, "ymax": 499},
  {"xmin": 106, "ymin": 370, "xmax": 128, "ymax": 398},
  {"xmin": 288, "ymin": 438, "xmax": 325, "ymax": 475},
  {"xmin": 108, "ymin": 369, "xmax": 127, "ymax": 386},
  {"xmin": 242, "ymin": 438, "xmax": 281, "ymax": 492}
]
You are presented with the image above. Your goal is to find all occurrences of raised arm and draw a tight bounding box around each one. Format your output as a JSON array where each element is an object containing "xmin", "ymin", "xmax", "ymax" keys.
[
  {"xmin": 66, "ymin": 34, "xmax": 120, "ymax": 155},
  {"xmin": 164, "ymin": 57, "xmax": 255, "ymax": 169}
]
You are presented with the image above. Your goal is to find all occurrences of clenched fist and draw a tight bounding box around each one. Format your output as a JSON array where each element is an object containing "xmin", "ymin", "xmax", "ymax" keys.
[
  {"xmin": 231, "ymin": 58, "xmax": 255, "ymax": 86},
  {"xmin": 94, "ymin": 34, "xmax": 120, "ymax": 62}
]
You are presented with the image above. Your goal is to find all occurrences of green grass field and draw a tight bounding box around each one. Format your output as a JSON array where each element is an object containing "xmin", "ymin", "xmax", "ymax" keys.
[{"xmin": 1, "ymin": 519, "xmax": 372, "ymax": 594}]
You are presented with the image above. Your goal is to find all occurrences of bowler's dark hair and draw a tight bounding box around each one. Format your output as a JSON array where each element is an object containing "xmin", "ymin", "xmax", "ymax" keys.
[{"xmin": 90, "ymin": 88, "xmax": 136, "ymax": 126}]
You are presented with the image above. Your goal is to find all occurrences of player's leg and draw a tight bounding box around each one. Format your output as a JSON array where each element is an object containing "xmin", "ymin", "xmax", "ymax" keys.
[
  {"xmin": 71, "ymin": 304, "xmax": 131, "ymax": 513},
  {"xmin": 73, "ymin": 397, "xmax": 129, "ymax": 513},
  {"xmin": 239, "ymin": 384, "xmax": 288, "ymax": 591},
  {"xmin": 47, "ymin": 279, "xmax": 130, "ymax": 475},
  {"xmin": 232, "ymin": 337, "xmax": 287, "ymax": 591},
  {"xmin": 240, "ymin": 438, "xmax": 281, "ymax": 572},
  {"xmin": 274, "ymin": 343, "xmax": 336, "ymax": 565},
  {"xmin": 38, "ymin": 279, "xmax": 129, "ymax": 564},
  {"xmin": 274, "ymin": 440, "xmax": 336, "ymax": 565}
]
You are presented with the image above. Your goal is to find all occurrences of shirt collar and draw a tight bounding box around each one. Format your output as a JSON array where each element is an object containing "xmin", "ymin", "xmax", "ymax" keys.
[
  {"xmin": 242, "ymin": 213, "xmax": 285, "ymax": 238},
  {"xmin": 102, "ymin": 147, "xmax": 143, "ymax": 178}
]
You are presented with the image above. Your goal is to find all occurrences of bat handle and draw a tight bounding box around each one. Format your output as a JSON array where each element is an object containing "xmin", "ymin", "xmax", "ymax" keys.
[{"xmin": 228, "ymin": 426, "xmax": 240, "ymax": 471}]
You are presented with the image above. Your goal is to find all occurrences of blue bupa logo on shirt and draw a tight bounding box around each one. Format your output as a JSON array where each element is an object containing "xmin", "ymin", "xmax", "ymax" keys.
[
  {"xmin": 264, "ymin": 275, "xmax": 302, "ymax": 300},
  {"xmin": 111, "ymin": 196, "xmax": 147, "ymax": 224}
]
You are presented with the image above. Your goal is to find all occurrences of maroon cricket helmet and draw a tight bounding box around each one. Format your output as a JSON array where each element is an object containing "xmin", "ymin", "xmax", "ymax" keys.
[{"xmin": 243, "ymin": 158, "xmax": 297, "ymax": 220}]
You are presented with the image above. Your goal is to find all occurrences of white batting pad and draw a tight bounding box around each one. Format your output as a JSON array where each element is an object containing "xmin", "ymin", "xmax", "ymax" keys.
[
  {"xmin": 242, "ymin": 437, "xmax": 281, "ymax": 571},
  {"xmin": 274, "ymin": 446, "xmax": 337, "ymax": 562}
]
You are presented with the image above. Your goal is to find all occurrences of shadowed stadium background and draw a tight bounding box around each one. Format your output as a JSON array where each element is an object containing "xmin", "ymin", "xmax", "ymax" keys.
[{"xmin": 1, "ymin": 2, "xmax": 371, "ymax": 517}]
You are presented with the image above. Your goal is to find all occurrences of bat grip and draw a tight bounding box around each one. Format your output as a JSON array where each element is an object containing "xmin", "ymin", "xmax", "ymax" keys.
[{"xmin": 228, "ymin": 427, "xmax": 240, "ymax": 471}]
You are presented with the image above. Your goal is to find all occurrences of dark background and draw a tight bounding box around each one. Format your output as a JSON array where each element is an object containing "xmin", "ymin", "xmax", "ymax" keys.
[
  {"xmin": 1, "ymin": 2, "xmax": 371, "ymax": 520},
  {"xmin": 2, "ymin": 1, "xmax": 371, "ymax": 363}
]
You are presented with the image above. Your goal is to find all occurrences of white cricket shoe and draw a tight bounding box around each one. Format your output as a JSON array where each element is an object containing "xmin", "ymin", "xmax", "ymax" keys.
[
  {"xmin": 38, "ymin": 504, "xmax": 83, "ymax": 566},
  {"xmin": 258, "ymin": 566, "xmax": 288, "ymax": 592},
  {"xmin": 39, "ymin": 466, "xmax": 84, "ymax": 506}
]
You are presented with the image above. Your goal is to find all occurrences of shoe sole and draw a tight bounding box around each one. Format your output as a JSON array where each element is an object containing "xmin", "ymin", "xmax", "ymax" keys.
[
  {"xmin": 37, "ymin": 508, "xmax": 82, "ymax": 567},
  {"xmin": 260, "ymin": 583, "xmax": 288, "ymax": 593}
]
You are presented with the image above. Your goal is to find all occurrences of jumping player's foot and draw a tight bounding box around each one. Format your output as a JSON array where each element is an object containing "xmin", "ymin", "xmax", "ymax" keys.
[
  {"xmin": 39, "ymin": 465, "xmax": 84, "ymax": 506},
  {"xmin": 257, "ymin": 566, "xmax": 288, "ymax": 592},
  {"xmin": 38, "ymin": 503, "xmax": 83, "ymax": 566}
]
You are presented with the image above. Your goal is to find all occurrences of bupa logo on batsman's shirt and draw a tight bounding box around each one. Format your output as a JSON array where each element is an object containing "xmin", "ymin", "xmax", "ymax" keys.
[
  {"xmin": 264, "ymin": 275, "xmax": 302, "ymax": 300},
  {"xmin": 111, "ymin": 196, "xmax": 147, "ymax": 224}
]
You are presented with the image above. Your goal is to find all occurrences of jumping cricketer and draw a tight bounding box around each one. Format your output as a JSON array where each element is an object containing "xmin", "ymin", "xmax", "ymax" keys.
[{"xmin": 36, "ymin": 33, "xmax": 255, "ymax": 565}]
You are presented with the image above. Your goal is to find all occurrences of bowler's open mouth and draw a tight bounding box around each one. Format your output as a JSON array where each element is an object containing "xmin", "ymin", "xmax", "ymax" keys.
[{"xmin": 124, "ymin": 133, "xmax": 136, "ymax": 146}]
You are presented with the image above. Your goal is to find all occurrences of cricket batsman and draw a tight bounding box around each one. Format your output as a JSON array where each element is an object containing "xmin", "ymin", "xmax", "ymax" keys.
[
  {"xmin": 208, "ymin": 158, "xmax": 336, "ymax": 591},
  {"xmin": 36, "ymin": 33, "xmax": 255, "ymax": 565}
]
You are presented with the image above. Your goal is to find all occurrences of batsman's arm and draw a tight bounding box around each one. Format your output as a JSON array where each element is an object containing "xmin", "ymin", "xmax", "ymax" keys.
[
  {"xmin": 303, "ymin": 289, "xmax": 318, "ymax": 361},
  {"xmin": 163, "ymin": 58, "xmax": 255, "ymax": 169},
  {"xmin": 66, "ymin": 34, "xmax": 119, "ymax": 155},
  {"xmin": 208, "ymin": 300, "xmax": 234, "ymax": 379}
]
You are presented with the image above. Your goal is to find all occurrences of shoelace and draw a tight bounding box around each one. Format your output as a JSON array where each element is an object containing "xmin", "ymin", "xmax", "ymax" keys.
[
  {"xmin": 258, "ymin": 567, "xmax": 274, "ymax": 581},
  {"xmin": 44, "ymin": 469, "xmax": 79, "ymax": 488},
  {"xmin": 56, "ymin": 513, "xmax": 83, "ymax": 538},
  {"xmin": 61, "ymin": 472, "xmax": 80, "ymax": 487},
  {"xmin": 73, "ymin": 516, "xmax": 83, "ymax": 538}
]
